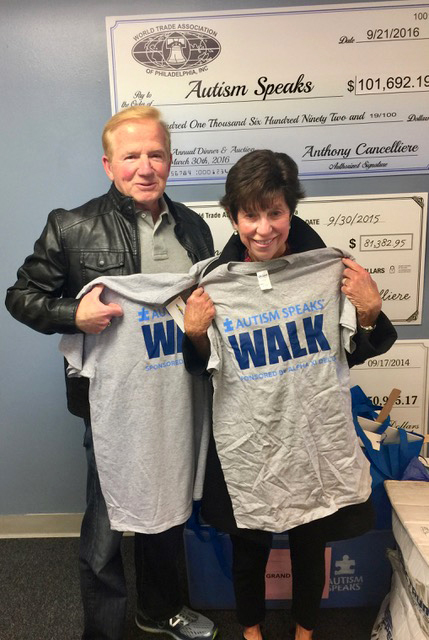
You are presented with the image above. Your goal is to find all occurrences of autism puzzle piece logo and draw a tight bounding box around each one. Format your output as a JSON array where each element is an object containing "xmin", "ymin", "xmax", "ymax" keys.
[
  {"xmin": 138, "ymin": 306, "xmax": 150, "ymax": 323},
  {"xmin": 334, "ymin": 554, "xmax": 355, "ymax": 576},
  {"xmin": 223, "ymin": 317, "xmax": 234, "ymax": 333}
]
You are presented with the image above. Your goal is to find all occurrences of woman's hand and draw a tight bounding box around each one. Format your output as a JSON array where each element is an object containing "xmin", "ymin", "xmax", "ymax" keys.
[
  {"xmin": 184, "ymin": 287, "xmax": 215, "ymax": 336},
  {"xmin": 341, "ymin": 258, "xmax": 382, "ymax": 328},
  {"xmin": 184, "ymin": 287, "xmax": 215, "ymax": 360}
]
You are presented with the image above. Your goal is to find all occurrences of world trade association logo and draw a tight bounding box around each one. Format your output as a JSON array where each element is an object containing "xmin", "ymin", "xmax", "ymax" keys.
[{"xmin": 132, "ymin": 30, "xmax": 221, "ymax": 71}]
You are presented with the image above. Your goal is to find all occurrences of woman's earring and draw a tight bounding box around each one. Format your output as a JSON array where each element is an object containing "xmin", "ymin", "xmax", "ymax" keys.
[{"xmin": 233, "ymin": 230, "xmax": 238, "ymax": 235}]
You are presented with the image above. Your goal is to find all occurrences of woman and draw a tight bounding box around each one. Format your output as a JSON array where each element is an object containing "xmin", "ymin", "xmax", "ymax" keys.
[{"xmin": 183, "ymin": 150, "xmax": 397, "ymax": 640}]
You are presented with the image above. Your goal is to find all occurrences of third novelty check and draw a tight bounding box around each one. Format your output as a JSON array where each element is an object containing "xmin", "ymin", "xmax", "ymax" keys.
[
  {"xmin": 106, "ymin": 2, "xmax": 429, "ymax": 184},
  {"xmin": 350, "ymin": 340, "xmax": 429, "ymax": 439}
]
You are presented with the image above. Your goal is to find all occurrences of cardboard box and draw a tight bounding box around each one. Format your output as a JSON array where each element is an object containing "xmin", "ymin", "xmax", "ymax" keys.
[
  {"xmin": 372, "ymin": 549, "xmax": 428, "ymax": 640},
  {"xmin": 373, "ymin": 480, "xmax": 429, "ymax": 638},
  {"xmin": 184, "ymin": 527, "xmax": 395, "ymax": 610}
]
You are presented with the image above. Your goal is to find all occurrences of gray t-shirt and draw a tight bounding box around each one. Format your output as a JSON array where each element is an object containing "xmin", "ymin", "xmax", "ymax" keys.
[
  {"xmin": 60, "ymin": 264, "xmax": 211, "ymax": 533},
  {"xmin": 201, "ymin": 247, "xmax": 371, "ymax": 532}
]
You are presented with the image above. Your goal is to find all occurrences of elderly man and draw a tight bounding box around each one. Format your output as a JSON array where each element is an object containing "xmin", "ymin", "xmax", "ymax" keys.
[{"xmin": 5, "ymin": 106, "xmax": 216, "ymax": 640}]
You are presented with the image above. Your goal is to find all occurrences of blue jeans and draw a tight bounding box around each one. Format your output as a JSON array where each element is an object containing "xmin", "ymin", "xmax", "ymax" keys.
[{"xmin": 80, "ymin": 422, "xmax": 184, "ymax": 640}]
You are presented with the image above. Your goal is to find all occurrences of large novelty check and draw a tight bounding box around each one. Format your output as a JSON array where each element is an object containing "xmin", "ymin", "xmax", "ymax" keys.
[{"xmin": 106, "ymin": 2, "xmax": 429, "ymax": 184}]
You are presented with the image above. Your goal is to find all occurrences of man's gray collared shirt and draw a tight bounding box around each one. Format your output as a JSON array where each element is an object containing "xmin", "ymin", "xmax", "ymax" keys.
[{"xmin": 138, "ymin": 199, "xmax": 192, "ymax": 274}]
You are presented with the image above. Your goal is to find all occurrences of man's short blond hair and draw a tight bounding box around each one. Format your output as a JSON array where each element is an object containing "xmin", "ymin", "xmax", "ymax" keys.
[{"xmin": 102, "ymin": 106, "xmax": 171, "ymax": 160}]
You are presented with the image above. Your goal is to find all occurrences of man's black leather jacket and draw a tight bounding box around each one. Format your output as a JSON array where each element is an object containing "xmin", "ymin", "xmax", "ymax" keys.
[{"xmin": 5, "ymin": 184, "xmax": 214, "ymax": 418}]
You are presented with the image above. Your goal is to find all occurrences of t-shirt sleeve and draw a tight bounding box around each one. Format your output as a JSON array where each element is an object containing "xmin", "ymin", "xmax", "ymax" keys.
[
  {"xmin": 340, "ymin": 293, "xmax": 357, "ymax": 354},
  {"xmin": 207, "ymin": 324, "xmax": 222, "ymax": 374},
  {"xmin": 59, "ymin": 333, "xmax": 96, "ymax": 379},
  {"xmin": 189, "ymin": 256, "xmax": 218, "ymax": 281}
]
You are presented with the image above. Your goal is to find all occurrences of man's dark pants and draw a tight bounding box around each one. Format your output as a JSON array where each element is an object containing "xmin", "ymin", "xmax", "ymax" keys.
[{"xmin": 79, "ymin": 423, "xmax": 184, "ymax": 640}]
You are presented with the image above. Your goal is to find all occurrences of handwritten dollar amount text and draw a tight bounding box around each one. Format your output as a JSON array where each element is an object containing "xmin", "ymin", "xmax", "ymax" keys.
[
  {"xmin": 360, "ymin": 234, "xmax": 412, "ymax": 251},
  {"xmin": 348, "ymin": 75, "xmax": 429, "ymax": 94},
  {"xmin": 368, "ymin": 394, "xmax": 418, "ymax": 407}
]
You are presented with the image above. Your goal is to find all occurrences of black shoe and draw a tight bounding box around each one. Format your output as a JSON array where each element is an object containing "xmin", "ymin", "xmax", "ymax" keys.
[{"xmin": 136, "ymin": 606, "xmax": 218, "ymax": 640}]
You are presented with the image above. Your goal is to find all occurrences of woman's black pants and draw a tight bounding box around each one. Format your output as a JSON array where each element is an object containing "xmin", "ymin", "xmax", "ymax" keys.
[
  {"xmin": 229, "ymin": 497, "xmax": 374, "ymax": 631},
  {"xmin": 230, "ymin": 524, "xmax": 327, "ymax": 631}
]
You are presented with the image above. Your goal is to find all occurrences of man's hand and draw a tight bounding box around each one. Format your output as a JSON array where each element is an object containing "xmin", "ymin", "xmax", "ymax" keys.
[
  {"xmin": 75, "ymin": 284, "xmax": 123, "ymax": 334},
  {"xmin": 341, "ymin": 258, "xmax": 382, "ymax": 327}
]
